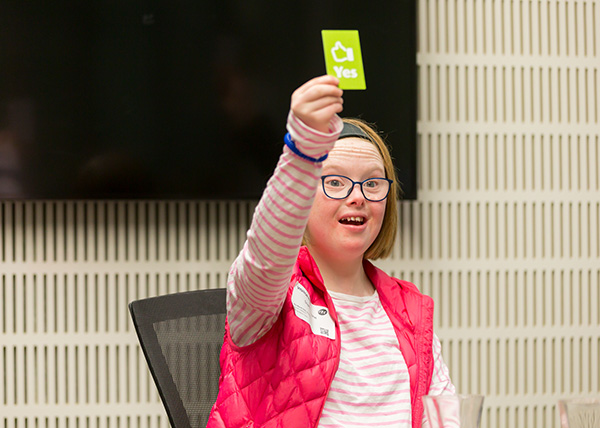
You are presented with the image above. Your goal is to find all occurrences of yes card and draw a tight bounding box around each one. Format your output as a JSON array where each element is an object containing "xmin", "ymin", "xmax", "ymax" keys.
[{"xmin": 321, "ymin": 30, "xmax": 366, "ymax": 90}]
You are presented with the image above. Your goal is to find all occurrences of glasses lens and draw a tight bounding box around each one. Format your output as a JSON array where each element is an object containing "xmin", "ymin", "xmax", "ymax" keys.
[
  {"xmin": 362, "ymin": 178, "xmax": 390, "ymax": 201},
  {"xmin": 322, "ymin": 175, "xmax": 352, "ymax": 199}
]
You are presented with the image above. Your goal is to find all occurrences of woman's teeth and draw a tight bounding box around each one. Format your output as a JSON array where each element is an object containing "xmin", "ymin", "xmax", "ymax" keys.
[{"xmin": 340, "ymin": 217, "xmax": 364, "ymax": 225}]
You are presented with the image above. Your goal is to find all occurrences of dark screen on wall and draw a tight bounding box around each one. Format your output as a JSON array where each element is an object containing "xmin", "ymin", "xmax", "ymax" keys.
[{"xmin": 0, "ymin": 1, "xmax": 417, "ymax": 200}]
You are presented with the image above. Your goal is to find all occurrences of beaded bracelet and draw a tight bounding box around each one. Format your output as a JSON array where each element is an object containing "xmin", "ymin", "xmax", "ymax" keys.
[{"xmin": 284, "ymin": 133, "xmax": 328, "ymax": 163}]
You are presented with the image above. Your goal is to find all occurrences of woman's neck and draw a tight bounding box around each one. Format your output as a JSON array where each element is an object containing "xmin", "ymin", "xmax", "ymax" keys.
[{"xmin": 308, "ymin": 248, "xmax": 374, "ymax": 297}]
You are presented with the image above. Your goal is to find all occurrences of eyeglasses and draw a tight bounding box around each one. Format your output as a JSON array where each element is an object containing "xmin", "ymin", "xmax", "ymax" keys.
[{"xmin": 321, "ymin": 175, "xmax": 393, "ymax": 202}]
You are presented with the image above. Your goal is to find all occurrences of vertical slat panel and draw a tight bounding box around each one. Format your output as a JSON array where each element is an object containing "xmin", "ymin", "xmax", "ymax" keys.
[
  {"xmin": 158, "ymin": 202, "xmax": 169, "ymax": 262},
  {"xmin": 84, "ymin": 202, "xmax": 94, "ymax": 262},
  {"xmin": 167, "ymin": 202, "xmax": 176, "ymax": 262},
  {"xmin": 144, "ymin": 202, "xmax": 155, "ymax": 262},
  {"xmin": 5, "ymin": 202, "xmax": 15, "ymax": 262},
  {"xmin": 14, "ymin": 203, "xmax": 24, "ymax": 263},
  {"xmin": 73, "ymin": 202, "xmax": 84, "ymax": 262}
]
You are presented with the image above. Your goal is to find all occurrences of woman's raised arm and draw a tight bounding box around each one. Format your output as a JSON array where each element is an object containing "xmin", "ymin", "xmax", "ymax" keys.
[{"xmin": 226, "ymin": 76, "xmax": 343, "ymax": 346}]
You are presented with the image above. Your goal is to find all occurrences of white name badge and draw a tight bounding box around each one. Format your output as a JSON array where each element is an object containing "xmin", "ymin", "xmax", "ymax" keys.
[{"xmin": 291, "ymin": 282, "xmax": 336, "ymax": 340}]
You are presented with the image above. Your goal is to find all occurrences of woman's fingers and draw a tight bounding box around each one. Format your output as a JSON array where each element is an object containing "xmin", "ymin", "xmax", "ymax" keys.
[
  {"xmin": 293, "ymin": 81, "xmax": 342, "ymax": 106},
  {"xmin": 291, "ymin": 75, "xmax": 343, "ymax": 132},
  {"xmin": 292, "ymin": 95, "xmax": 343, "ymax": 120},
  {"xmin": 294, "ymin": 75, "xmax": 340, "ymax": 96}
]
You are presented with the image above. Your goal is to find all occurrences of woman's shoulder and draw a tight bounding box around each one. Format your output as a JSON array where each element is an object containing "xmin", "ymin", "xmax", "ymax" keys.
[
  {"xmin": 364, "ymin": 260, "xmax": 423, "ymax": 293},
  {"xmin": 392, "ymin": 278, "xmax": 422, "ymax": 294}
]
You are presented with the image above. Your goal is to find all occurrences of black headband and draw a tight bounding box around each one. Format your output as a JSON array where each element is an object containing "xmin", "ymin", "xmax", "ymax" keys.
[{"xmin": 338, "ymin": 122, "xmax": 372, "ymax": 141}]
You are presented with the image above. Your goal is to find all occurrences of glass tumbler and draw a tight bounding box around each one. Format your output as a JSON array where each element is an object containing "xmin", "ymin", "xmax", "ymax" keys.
[
  {"xmin": 558, "ymin": 397, "xmax": 600, "ymax": 428},
  {"xmin": 422, "ymin": 394, "xmax": 484, "ymax": 428}
]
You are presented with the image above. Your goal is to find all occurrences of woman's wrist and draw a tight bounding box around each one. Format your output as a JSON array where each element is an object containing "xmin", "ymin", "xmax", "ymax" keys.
[
  {"xmin": 283, "ymin": 133, "xmax": 328, "ymax": 163},
  {"xmin": 285, "ymin": 111, "xmax": 343, "ymax": 158}
]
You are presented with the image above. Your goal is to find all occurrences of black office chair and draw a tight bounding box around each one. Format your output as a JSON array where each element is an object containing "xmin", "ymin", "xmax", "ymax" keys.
[{"xmin": 129, "ymin": 288, "xmax": 226, "ymax": 428}]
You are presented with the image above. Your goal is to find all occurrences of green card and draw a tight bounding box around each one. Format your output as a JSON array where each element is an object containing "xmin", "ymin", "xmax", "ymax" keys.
[{"xmin": 321, "ymin": 30, "xmax": 366, "ymax": 90}]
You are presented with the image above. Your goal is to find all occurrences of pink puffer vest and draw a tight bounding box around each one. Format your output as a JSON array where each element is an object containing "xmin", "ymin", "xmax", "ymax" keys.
[{"xmin": 207, "ymin": 247, "xmax": 434, "ymax": 428}]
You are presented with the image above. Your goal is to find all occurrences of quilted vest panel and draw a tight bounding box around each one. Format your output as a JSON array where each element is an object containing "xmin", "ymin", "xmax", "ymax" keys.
[{"xmin": 207, "ymin": 247, "xmax": 434, "ymax": 428}]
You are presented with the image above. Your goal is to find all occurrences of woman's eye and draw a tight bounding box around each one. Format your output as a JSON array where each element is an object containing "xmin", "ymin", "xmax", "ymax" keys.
[
  {"xmin": 364, "ymin": 180, "xmax": 378, "ymax": 188},
  {"xmin": 328, "ymin": 180, "xmax": 342, "ymax": 187}
]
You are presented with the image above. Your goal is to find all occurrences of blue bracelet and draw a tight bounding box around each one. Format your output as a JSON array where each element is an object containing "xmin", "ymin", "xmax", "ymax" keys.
[{"xmin": 284, "ymin": 133, "xmax": 328, "ymax": 163}]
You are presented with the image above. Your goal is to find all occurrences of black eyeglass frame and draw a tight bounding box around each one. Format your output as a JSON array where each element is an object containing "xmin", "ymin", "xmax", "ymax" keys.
[{"xmin": 320, "ymin": 174, "xmax": 393, "ymax": 202}]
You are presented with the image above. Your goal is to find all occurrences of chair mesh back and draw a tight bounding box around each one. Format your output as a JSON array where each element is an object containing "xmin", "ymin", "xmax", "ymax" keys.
[
  {"xmin": 154, "ymin": 313, "xmax": 225, "ymax": 428},
  {"xmin": 129, "ymin": 289, "xmax": 226, "ymax": 428}
]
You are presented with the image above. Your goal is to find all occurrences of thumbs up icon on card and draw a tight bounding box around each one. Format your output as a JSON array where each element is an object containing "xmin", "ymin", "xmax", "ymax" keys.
[
  {"xmin": 322, "ymin": 30, "xmax": 366, "ymax": 90},
  {"xmin": 331, "ymin": 41, "xmax": 354, "ymax": 62}
]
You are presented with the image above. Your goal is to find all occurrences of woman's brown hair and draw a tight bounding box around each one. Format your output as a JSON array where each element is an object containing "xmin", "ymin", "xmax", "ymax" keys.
[{"xmin": 341, "ymin": 118, "xmax": 400, "ymax": 259}]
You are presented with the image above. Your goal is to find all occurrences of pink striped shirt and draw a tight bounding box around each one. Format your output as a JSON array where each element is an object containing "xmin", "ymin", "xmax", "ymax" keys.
[
  {"xmin": 226, "ymin": 112, "xmax": 455, "ymax": 427},
  {"xmin": 319, "ymin": 291, "xmax": 455, "ymax": 427}
]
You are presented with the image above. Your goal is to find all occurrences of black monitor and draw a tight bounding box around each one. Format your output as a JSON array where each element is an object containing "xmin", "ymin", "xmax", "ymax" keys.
[{"xmin": 0, "ymin": 1, "xmax": 417, "ymax": 200}]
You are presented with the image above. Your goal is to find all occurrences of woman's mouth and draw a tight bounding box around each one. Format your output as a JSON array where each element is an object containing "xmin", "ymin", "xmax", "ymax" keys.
[{"xmin": 339, "ymin": 216, "xmax": 365, "ymax": 226}]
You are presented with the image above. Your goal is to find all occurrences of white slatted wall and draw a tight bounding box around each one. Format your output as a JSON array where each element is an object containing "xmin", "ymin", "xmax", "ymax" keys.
[
  {"xmin": 0, "ymin": 202, "xmax": 255, "ymax": 428},
  {"xmin": 1, "ymin": 1, "xmax": 599, "ymax": 427}
]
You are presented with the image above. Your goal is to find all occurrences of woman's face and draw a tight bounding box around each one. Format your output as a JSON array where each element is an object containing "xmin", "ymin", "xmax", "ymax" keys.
[{"xmin": 305, "ymin": 137, "xmax": 387, "ymax": 261}]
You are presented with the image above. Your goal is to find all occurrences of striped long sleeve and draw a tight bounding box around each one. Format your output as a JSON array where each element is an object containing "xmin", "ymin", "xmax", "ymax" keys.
[{"xmin": 226, "ymin": 112, "xmax": 343, "ymax": 346}]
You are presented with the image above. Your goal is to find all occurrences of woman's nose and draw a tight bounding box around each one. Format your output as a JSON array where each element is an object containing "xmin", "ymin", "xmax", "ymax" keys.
[{"xmin": 346, "ymin": 183, "xmax": 366, "ymax": 204}]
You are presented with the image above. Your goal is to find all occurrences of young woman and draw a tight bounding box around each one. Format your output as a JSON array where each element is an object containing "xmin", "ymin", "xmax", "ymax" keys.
[{"xmin": 207, "ymin": 75, "xmax": 455, "ymax": 428}]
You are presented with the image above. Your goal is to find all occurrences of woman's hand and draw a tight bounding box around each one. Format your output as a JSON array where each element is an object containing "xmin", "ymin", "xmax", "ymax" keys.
[{"xmin": 290, "ymin": 75, "xmax": 343, "ymax": 133}]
